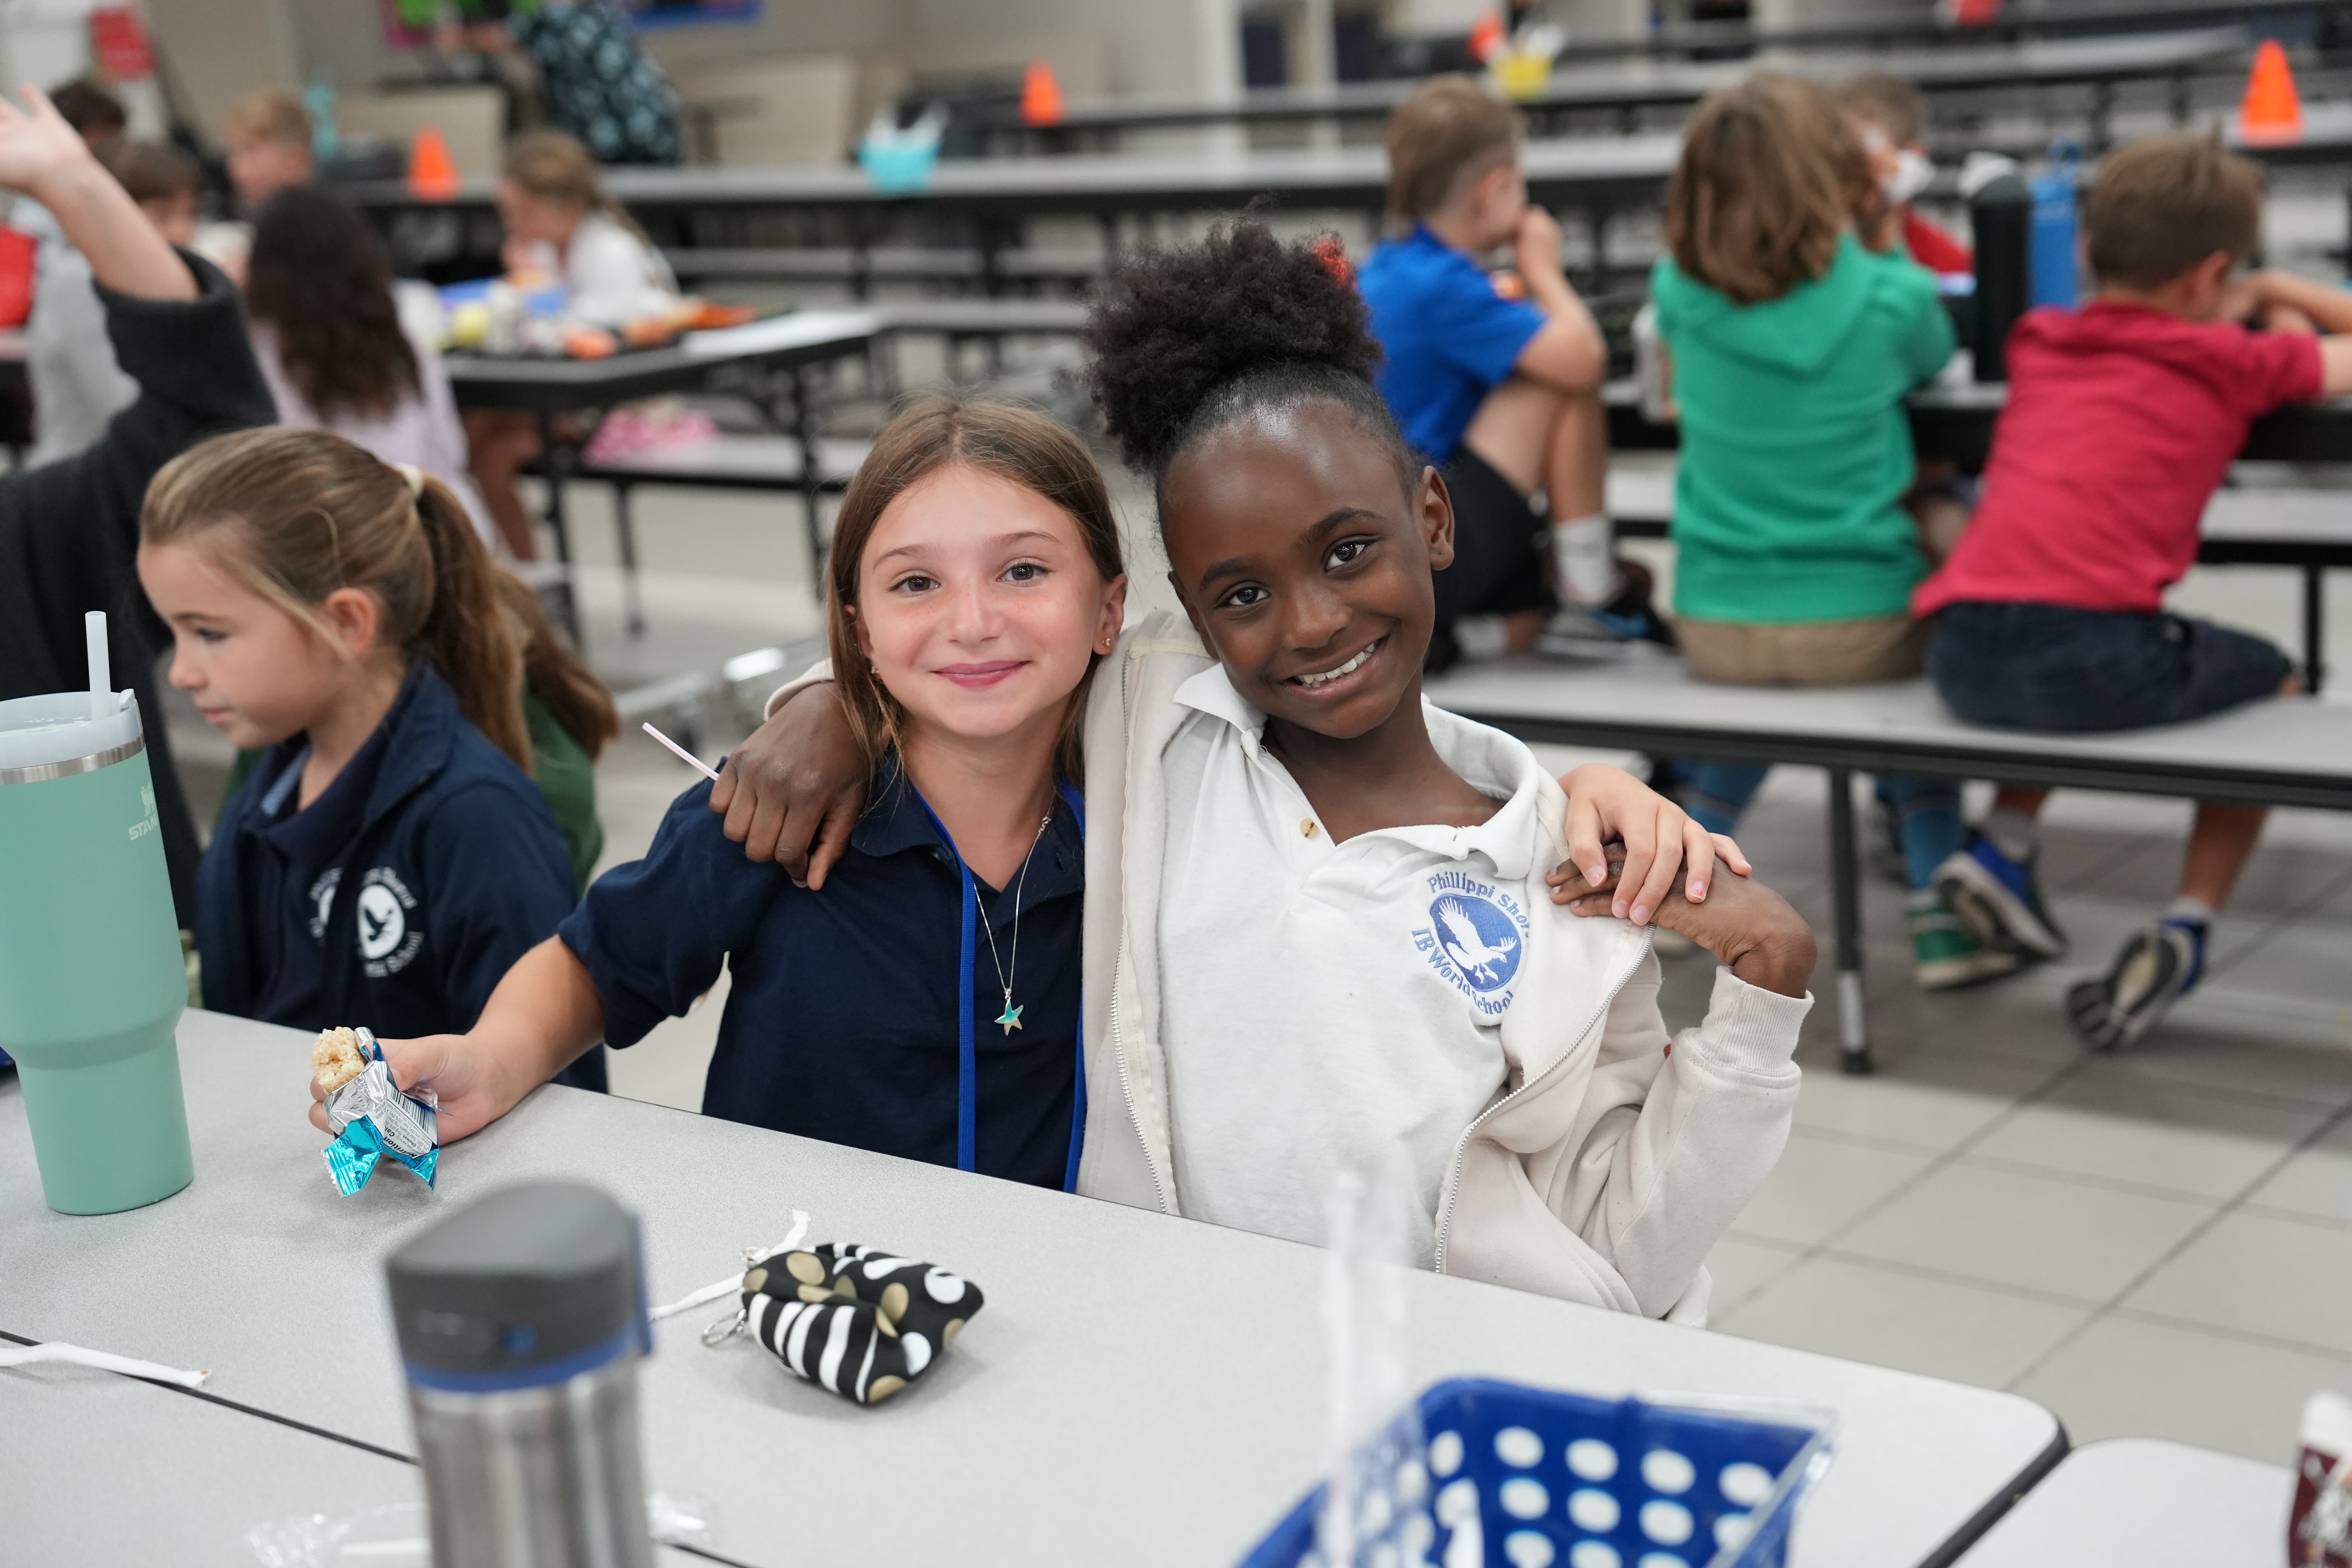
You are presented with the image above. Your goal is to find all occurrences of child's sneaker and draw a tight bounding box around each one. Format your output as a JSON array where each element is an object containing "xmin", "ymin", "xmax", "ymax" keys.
[
  {"xmin": 1909, "ymin": 892, "xmax": 2024, "ymax": 990},
  {"xmin": 2065, "ymin": 918, "xmax": 2206, "ymax": 1051},
  {"xmin": 1934, "ymin": 833, "xmax": 2068, "ymax": 961}
]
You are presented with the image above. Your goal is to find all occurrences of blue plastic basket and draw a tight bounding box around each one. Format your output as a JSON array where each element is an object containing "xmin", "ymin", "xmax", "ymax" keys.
[{"xmin": 1240, "ymin": 1378, "xmax": 1837, "ymax": 1568}]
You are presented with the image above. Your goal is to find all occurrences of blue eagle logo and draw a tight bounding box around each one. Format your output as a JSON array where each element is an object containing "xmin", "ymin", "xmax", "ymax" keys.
[{"xmin": 1431, "ymin": 893, "xmax": 1521, "ymax": 991}]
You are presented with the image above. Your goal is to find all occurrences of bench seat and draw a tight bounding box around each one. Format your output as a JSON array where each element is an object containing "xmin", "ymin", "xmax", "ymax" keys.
[{"xmin": 1425, "ymin": 646, "xmax": 2352, "ymax": 1070}]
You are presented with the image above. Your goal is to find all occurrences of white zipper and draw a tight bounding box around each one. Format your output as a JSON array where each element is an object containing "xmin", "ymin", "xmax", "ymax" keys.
[
  {"xmin": 1429, "ymin": 932, "xmax": 1651, "ymax": 1275},
  {"xmin": 1106, "ymin": 949, "xmax": 1173, "ymax": 1213},
  {"xmin": 1108, "ymin": 638, "xmax": 1173, "ymax": 1215}
]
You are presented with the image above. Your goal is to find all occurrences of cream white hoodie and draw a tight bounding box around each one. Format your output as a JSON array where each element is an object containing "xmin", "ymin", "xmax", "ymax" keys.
[{"xmin": 771, "ymin": 610, "xmax": 1810, "ymax": 1323}]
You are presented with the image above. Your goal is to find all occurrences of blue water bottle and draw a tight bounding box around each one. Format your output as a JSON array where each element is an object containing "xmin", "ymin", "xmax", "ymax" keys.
[{"xmin": 2029, "ymin": 141, "xmax": 2081, "ymax": 309}]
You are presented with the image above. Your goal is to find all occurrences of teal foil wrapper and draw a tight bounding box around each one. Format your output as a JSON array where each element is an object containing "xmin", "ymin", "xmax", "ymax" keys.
[{"xmin": 321, "ymin": 1030, "xmax": 439, "ymax": 1195}]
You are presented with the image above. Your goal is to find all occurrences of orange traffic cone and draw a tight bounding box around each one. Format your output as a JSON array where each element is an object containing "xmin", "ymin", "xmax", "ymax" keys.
[
  {"xmin": 2239, "ymin": 38, "xmax": 2304, "ymax": 144},
  {"xmin": 1020, "ymin": 59, "xmax": 1065, "ymax": 128},
  {"xmin": 1468, "ymin": 8, "xmax": 1508, "ymax": 62},
  {"xmin": 408, "ymin": 124, "xmax": 459, "ymax": 200}
]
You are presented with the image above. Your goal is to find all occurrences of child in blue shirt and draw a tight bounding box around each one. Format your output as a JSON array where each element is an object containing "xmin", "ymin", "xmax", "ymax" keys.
[
  {"xmin": 137, "ymin": 429, "xmax": 580, "ymax": 1050},
  {"xmin": 1358, "ymin": 75, "xmax": 1664, "ymax": 667}
]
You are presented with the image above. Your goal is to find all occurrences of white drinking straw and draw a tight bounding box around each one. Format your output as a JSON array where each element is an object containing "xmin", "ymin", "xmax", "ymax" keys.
[
  {"xmin": 641, "ymin": 721, "xmax": 720, "ymax": 783},
  {"xmin": 0, "ymin": 1339, "xmax": 208, "ymax": 1388},
  {"xmin": 84, "ymin": 610, "xmax": 109, "ymax": 721}
]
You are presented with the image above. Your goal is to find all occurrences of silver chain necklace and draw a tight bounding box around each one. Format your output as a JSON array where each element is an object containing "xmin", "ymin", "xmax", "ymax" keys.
[{"xmin": 978, "ymin": 812, "xmax": 1052, "ymax": 1034}]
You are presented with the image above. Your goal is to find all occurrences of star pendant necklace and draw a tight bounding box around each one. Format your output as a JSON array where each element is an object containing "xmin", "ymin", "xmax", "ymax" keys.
[{"xmin": 977, "ymin": 811, "xmax": 1052, "ymax": 1034}]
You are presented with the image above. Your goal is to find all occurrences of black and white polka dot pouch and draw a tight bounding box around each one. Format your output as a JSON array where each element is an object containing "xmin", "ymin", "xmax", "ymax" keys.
[{"xmin": 659, "ymin": 1220, "xmax": 984, "ymax": 1407}]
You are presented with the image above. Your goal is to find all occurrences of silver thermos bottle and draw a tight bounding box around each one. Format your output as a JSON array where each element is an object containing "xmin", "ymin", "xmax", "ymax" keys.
[{"xmin": 387, "ymin": 1181, "xmax": 656, "ymax": 1568}]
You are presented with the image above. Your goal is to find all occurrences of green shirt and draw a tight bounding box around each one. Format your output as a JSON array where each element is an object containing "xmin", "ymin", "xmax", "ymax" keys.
[
  {"xmin": 1652, "ymin": 234, "xmax": 1955, "ymax": 624},
  {"xmin": 222, "ymin": 687, "xmax": 604, "ymax": 894}
]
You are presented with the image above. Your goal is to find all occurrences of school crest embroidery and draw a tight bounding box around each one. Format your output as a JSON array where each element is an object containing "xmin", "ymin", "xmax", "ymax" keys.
[
  {"xmin": 356, "ymin": 866, "xmax": 424, "ymax": 977},
  {"xmin": 1413, "ymin": 870, "xmax": 1529, "ymax": 1019}
]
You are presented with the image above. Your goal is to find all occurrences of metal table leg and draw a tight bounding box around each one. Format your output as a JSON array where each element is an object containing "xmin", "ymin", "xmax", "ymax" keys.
[
  {"xmin": 535, "ymin": 409, "xmax": 581, "ymax": 644},
  {"xmin": 791, "ymin": 364, "xmax": 826, "ymax": 587},
  {"xmin": 1826, "ymin": 765, "xmax": 1873, "ymax": 1075},
  {"xmin": 2306, "ymin": 562, "xmax": 2326, "ymax": 695},
  {"xmin": 613, "ymin": 481, "xmax": 644, "ymax": 640}
]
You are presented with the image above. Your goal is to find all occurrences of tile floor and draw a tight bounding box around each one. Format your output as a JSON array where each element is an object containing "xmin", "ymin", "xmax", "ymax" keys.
[{"xmin": 161, "ymin": 411, "xmax": 2352, "ymax": 1471}]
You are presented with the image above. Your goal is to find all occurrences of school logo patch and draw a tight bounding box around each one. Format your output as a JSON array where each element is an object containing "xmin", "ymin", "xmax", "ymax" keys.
[
  {"xmin": 1412, "ymin": 870, "xmax": 1529, "ymax": 1019},
  {"xmin": 356, "ymin": 866, "xmax": 424, "ymax": 977}
]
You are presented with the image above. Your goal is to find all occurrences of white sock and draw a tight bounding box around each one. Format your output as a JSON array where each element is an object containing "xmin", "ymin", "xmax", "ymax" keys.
[
  {"xmin": 1981, "ymin": 805, "xmax": 2038, "ymax": 863},
  {"xmin": 2164, "ymin": 895, "xmax": 2215, "ymax": 928},
  {"xmin": 1551, "ymin": 514, "xmax": 1620, "ymax": 606}
]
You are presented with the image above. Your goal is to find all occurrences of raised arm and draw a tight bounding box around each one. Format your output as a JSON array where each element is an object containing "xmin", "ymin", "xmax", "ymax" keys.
[
  {"xmin": 1508, "ymin": 206, "xmax": 1607, "ymax": 393},
  {"xmin": 0, "ymin": 87, "xmax": 192, "ymax": 301}
]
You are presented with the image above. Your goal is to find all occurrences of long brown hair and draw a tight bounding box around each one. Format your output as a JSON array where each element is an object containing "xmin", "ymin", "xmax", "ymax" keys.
[
  {"xmin": 246, "ymin": 184, "xmax": 420, "ymax": 424},
  {"xmin": 1663, "ymin": 74, "xmax": 1872, "ymax": 306},
  {"xmin": 501, "ymin": 128, "xmax": 650, "ymax": 244},
  {"xmin": 826, "ymin": 393, "xmax": 1125, "ymax": 789},
  {"xmin": 141, "ymin": 429, "xmax": 531, "ymax": 771},
  {"xmin": 493, "ymin": 569, "xmax": 619, "ymax": 760}
]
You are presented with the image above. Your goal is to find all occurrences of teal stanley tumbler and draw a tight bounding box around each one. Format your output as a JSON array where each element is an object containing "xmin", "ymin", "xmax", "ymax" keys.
[{"xmin": 0, "ymin": 612, "xmax": 193, "ymax": 1213}]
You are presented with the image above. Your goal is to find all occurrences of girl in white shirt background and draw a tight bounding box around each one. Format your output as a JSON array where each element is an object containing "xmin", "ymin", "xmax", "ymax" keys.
[
  {"xmin": 245, "ymin": 184, "xmax": 498, "ymax": 551},
  {"xmin": 465, "ymin": 128, "xmax": 678, "ymax": 558},
  {"xmin": 728, "ymin": 223, "xmax": 1818, "ymax": 1324}
]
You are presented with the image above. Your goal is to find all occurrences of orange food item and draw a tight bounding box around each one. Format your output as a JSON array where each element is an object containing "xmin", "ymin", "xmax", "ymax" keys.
[
  {"xmin": 562, "ymin": 324, "xmax": 618, "ymax": 359},
  {"xmin": 688, "ymin": 301, "xmax": 758, "ymax": 330},
  {"xmin": 622, "ymin": 316, "xmax": 677, "ymax": 348}
]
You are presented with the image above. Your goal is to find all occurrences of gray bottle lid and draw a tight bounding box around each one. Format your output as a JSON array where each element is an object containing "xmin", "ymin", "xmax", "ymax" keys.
[{"xmin": 388, "ymin": 1182, "xmax": 646, "ymax": 1385}]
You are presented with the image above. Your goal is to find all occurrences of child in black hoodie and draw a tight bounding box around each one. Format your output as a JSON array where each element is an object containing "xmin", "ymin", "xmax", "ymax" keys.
[{"xmin": 0, "ymin": 86, "xmax": 276, "ymax": 926}]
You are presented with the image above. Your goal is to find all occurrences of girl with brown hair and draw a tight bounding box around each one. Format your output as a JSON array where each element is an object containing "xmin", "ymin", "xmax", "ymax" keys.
[
  {"xmin": 137, "ymin": 428, "xmax": 581, "ymax": 1052},
  {"xmin": 1650, "ymin": 74, "xmax": 1994, "ymax": 992},
  {"xmin": 467, "ymin": 128, "xmax": 679, "ymax": 558},
  {"xmin": 313, "ymin": 393, "xmax": 1127, "ymax": 1191}
]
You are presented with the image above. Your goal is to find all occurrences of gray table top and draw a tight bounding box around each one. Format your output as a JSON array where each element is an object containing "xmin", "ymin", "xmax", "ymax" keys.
[
  {"xmin": 1, "ymin": 1363, "xmax": 720, "ymax": 1566},
  {"xmin": 1954, "ymin": 1438, "xmax": 2291, "ymax": 1566},
  {"xmin": 443, "ymin": 310, "xmax": 878, "ymax": 412},
  {"xmin": 0, "ymin": 1011, "xmax": 2062, "ymax": 1568},
  {"xmin": 1026, "ymin": 27, "xmax": 2244, "ymax": 132}
]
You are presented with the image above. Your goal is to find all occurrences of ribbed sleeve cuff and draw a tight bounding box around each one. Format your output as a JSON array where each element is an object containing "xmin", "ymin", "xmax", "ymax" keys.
[
  {"xmin": 763, "ymin": 657, "xmax": 836, "ymax": 720},
  {"xmin": 1685, "ymin": 965, "xmax": 1812, "ymax": 1073}
]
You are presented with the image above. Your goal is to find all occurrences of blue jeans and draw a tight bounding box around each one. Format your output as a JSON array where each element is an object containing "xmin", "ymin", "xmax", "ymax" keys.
[
  {"xmin": 1929, "ymin": 602, "xmax": 2291, "ymax": 732},
  {"xmin": 1677, "ymin": 763, "xmax": 1964, "ymax": 892}
]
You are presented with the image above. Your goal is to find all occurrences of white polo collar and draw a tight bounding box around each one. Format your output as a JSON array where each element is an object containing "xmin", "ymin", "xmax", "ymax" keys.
[{"xmin": 1172, "ymin": 663, "xmax": 1541, "ymax": 882}]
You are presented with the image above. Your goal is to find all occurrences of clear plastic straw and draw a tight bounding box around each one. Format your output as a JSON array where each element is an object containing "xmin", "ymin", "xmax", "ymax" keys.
[{"xmin": 84, "ymin": 610, "xmax": 109, "ymax": 720}]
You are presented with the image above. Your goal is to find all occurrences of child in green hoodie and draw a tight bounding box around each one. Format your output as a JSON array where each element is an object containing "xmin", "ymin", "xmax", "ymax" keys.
[{"xmin": 1650, "ymin": 74, "xmax": 2005, "ymax": 992}]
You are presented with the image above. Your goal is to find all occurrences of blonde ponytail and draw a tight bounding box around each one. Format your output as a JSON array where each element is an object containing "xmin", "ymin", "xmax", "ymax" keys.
[{"xmin": 142, "ymin": 429, "xmax": 532, "ymax": 773}]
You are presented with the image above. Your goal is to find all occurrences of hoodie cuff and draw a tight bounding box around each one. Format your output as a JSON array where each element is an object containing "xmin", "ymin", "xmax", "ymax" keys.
[
  {"xmin": 763, "ymin": 658, "xmax": 837, "ymax": 721},
  {"xmin": 1682, "ymin": 965, "xmax": 1812, "ymax": 1074}
]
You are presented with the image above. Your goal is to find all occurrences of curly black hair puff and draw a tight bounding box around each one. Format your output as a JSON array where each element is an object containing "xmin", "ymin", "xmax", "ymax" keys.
[{"xmin": 1081, "ymin": 221, "xmax": 1416, "ymax": 494}]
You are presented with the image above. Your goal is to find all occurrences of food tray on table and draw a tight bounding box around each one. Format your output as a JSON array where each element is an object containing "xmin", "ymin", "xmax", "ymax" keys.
[{"xmin": 1241, "ymin": 1377, "xmax": 1837, "ymax": 1568}]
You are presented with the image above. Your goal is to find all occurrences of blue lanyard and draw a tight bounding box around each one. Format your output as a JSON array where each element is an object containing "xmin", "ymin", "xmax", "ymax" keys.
[{"xmin": 913, "ymin": 781, "xmax": 1087, "ymax": 1193}]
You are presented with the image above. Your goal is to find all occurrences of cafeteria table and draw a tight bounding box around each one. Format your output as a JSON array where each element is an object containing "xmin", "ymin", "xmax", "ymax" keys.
[
  {"xmin": 443, "ymin": 310, "xmax": 879, "ymax": 635},
  {"xmin": 1954, "ymin": 1437, "xmax": 2295, "ymax": 1566},
  {"xmin": 990, "ymin": 28, "xmax": 2243, "ymax": 150},
  {"xmin": 0, "ymin": 1361, "xmax": 728, "ymax": 1565},
  {"xmin": 1, "ymin": 1011, "xmax": 2065, "ymax": 1567}
]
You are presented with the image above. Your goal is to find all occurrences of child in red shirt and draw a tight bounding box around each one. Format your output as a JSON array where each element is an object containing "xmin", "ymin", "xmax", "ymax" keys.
[
  {"xmin": 1838, "ymin": 74, "xmax": 1972, "ymax": 276},
  {"xmin": 1913, "ymin": 130, "xmax": 2352, "ymax": 1050}
]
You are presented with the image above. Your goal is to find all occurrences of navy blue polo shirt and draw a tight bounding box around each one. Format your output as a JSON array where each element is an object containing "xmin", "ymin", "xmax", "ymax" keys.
[
  {"xmin": 1358, "ymin": 223, "xmax": 1548, "ymax": 463},
  {"xmin": 241, "ymin": 681, "xmax": 404, "ymax": 1027},
  {"xmin": 558, "ymin": 761, "xmax": 1084, "ymax": 1188}
]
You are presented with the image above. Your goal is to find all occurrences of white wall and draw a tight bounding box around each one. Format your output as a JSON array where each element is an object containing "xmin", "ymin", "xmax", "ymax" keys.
[{"xmin": 904, "ymin": 0, "xmax": 1239, "ymax": 98}]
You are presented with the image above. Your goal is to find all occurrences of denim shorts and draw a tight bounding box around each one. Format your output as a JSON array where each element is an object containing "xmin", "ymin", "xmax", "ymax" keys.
[{"xmin": 1928, "ymin": 601, "xmax": 2293, "ymax": 733}]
